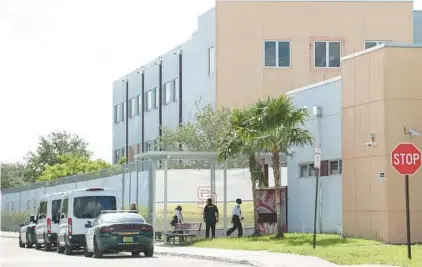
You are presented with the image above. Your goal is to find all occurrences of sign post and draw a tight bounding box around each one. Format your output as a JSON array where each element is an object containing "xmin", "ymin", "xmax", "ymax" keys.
[
  {"xmin": 391, "ymin": 143, "xmax": 422, "ymax": 260},
  {"xmin": 312, "ymin": 146, "xmax": 321, "ymax": 249}
]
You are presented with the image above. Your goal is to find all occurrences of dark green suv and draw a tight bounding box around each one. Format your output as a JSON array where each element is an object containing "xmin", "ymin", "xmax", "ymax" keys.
[
  {"xmin": 83, "ymin": 210, "xmax": 154, "ymax": 258},
  {"xmin": 18, "ymin": 216, "xmax": 37, "ymax": 248}
]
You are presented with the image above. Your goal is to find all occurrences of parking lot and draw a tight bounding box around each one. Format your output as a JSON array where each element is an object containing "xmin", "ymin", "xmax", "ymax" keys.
[{"xmin": 0, "ymin": 237, "xmax": 245, "ymax": 267}]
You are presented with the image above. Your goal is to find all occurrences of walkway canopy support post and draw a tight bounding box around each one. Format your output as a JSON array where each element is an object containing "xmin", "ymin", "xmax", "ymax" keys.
[
  {"xmin": 210, "ymin": 160, "xmax": 216, "ymax": 203},
  {"xmin": 164, "ymin": 158, "xmax": 168, "ymax": 234},
  {"xmin": 223, "ymin": 163, "xmax": 228, "ymax": 234}
]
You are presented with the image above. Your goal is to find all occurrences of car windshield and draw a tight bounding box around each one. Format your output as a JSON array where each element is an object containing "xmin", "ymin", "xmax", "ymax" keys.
[
  {"xmin": 52, "ymin": 199, "xmax": 61, "ymax": 215},
  {"xmin": 73, "ymin": 196, "xmax": 116, "ymax": 219},
  {"xmin": 102, "ymin": 213, "xmax": 145, "ymax": 224}
]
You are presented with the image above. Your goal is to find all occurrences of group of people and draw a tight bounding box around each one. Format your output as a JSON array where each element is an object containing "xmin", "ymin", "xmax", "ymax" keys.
[
  {"xmin": 172, "ymin": 198, "xmax": 244, "ymax": 239},
  {"xmin": 129, "ymin": 199, "xmax": 245, "ymax": 239}
]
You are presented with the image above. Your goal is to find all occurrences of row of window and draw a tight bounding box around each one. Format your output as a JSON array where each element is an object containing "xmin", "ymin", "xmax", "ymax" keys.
[
  {"xmin": 114, "ymin": 140, "xmax": 158, "ymax": 163},
  {"xmin": 5, "ymin": 200, "xmax": 38, "ymax": 213},
  {"xmin": 114, "ymin": 78, "xmax": 180, "ymax": 123},
  {"xmin": 299, "ymin": 159, "xmax": 342, "ymax": 178},
  {"xmin": 264, "ymin": 40, "xmax": 391, "ymax": 68}
]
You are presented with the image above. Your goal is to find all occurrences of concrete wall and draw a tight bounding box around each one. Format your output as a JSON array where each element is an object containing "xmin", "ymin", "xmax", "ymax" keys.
[
  {"xmin": 112, "ymin": 8, "xmax": 217, "ymax": 163},
  {"xmin": 215, "ymin": 0, "xmax": 414, "ymax": 109},
  {"xmin": 286, "ymin": 77, "xmax": 343, "ymax": 233},
  {"xmin": 341, "ymin": 44, "xmax": 422, "ymax": 243}
]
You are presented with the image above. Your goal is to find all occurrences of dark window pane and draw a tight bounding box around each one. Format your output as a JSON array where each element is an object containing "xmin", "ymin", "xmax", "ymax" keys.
[
  {"xmin": 278, "ymin": 42, "xmax": 290, "ymax": 67},
  {"xmin": 330, "ymin": 160, "xmax": 339, "ymax": 175},
  {"xmin": 73, "ymin": 196, "xmax": 117, "ymax": 219},
  {"xmin": 52, "ymin": 200, "xmax": 61, "ymax": 215},
  {"xmin": 309, "ymin": 164, "xmax": 316, "ymax": 177},
  {"xmin": 320, "ymin": 160, "xmax": 329, "ymax": 176},
  {"xmin": 365, "ymin": 42, "xmax": 377, "ymax": 49},
  {"xmin": 299, "ymin": 164, "xmax": 308, "ymax": 177},
  {"xmin": 102, "ymin": 213, "xmax": 146, "ymax": 224},
  {"xmin": 339, "ymin": 160, "xmax": 342, "ymax": 174},
  {"xmin": 329, "ymin": 42, "xmax": 341, "ymax": 67},
  {"xmin": 265, "ymin": 41, "xmax": 277, "ymax": 67},
  {"xmin": 314, "ymin": 42, "xmax": 327, "ymax": 67}
]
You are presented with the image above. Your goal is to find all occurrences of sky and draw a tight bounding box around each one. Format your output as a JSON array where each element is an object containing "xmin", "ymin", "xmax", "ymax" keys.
[
  {"xmin": 0, "ymin": 0, "xmax": 215, "ymax": 164},
  {"xmin": 0, "ymin": 0, "xmax": 421, "ymax": 164}
]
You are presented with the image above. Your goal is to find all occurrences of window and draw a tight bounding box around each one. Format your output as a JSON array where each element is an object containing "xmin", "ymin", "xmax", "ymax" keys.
[
  {"xmin": 130, "ymin": 97, "xmax": 137, "ymax": 117},
  {"xmin": 264, "ymin": 41, "xmax": 291, "ymax": 67},
  {"xmin": 314, "ymin": 41, "xmax": 341, "ymax": 68},
  {"xmin": 61, "ymin": 198, "xmax": 69, "ymax": 218},
  {"xmin": 364, "ymin": 40, "xmax": 391, "ymax": 50},
  {"xmin": 38, "ymin": 201, "xmax": 47, "ymax": 218},
  {"xmin": 115, "ymin": 104, "xmax": 121, "ymax": 123},
  {"xmin": 164, "ymin": 82, "xmax": 172, "ymax": 104},
  {"xmin": 208, "ymin": 46, "xmax": 215, "ymax": 75},
  {"xmin": 121, "ymin": 102, "xmax": 126, "ymax": 121},
  {"xmin": 173, "ymin": 78, "xmax": 179, "ymax": 102},
  {"xmin": 299, "ymin": 164, "xmax": 308, "ymax": 177},
  {"xmin": 138, "ymin": 95, "xmax": 142, "ymax": 114},
  {"xmin": 73, "ymin": 196, "xmax": 117, "ymax": 219},
  {"xmin": 309, "ymin": 163, "xmax": 316, "ymax": 177},
  {"xmin": 330, "ymin": 159, "xmax": 342, "ymax": 175},
  {"xmin": 320, "ymin": 160, "xmax": 329, "ymax": 176},
  {"xmin": 145, "ymin": 91, "xmax": 152, "ymax": 111},
  {"xmin": 52, "ymin": 199, "xmax": 61, "ymax": 215},
  {"xmin": 154, "ymin": 88, "xmax": 159, "ymax": 108}
]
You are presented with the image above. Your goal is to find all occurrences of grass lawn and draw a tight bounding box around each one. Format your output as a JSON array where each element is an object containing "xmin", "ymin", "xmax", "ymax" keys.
[
  {"xmin": 154, "ymin": 201, "xmax": 254, "ymax": 231},
  {"xmin": 193, "ymin": 233, "xmax": 422, "ymax": 267}
]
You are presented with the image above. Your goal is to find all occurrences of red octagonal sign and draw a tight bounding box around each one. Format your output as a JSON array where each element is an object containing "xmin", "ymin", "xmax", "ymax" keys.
[{"xmin": 391, "ymin": 143, "xmax": 422, "ymax": 175}]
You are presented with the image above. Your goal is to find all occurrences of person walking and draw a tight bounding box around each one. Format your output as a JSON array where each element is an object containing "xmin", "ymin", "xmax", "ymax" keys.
[
  {"xmin": 203, "ymin": 198, "xmax": 219, "ymax": 239},
  {"xmin": 226, "ymin": 198, "xmax": 243, "ymax": 237}
]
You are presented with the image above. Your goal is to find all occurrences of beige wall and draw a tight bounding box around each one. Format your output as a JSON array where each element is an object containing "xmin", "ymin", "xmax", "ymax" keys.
[
  {"xmin": 342, "ymin": 46, "xmax": 422, "ymax": 244},
  {"xmin": 215, "ymin": 0, "xmax": 414, "ymax": 109}
]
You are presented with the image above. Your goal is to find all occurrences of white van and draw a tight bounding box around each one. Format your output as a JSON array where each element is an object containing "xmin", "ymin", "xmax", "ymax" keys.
[
  {"xmin": 34, "ymin": 192, "xmax": 63, "ymax": 251},
  {"xmin": 56, "ymin": 187, "xmax": 118, "ymax": 255}
]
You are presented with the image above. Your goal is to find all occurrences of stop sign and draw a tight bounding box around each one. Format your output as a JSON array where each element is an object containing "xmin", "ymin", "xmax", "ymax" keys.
[{"xmin": 391, "ymin": 143, "xmax": 422, "ymax": 175}]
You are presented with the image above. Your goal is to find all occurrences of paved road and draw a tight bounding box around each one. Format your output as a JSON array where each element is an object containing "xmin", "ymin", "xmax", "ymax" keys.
[{"xmin": 0, "ymin": 237, "xmax": 245, "ymax": 267}]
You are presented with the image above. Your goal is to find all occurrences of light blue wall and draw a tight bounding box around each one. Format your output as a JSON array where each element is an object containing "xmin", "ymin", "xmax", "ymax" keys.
[
  {"xmin": 414, "ymin": 11, "xmax": 422, "ymax": 44},
  {"xmin": 286, "ymin": 77, "xmax": 343, "ymax": 234},
  {"xmin": 112, "ymin": 8, "xmax": 216, "ymax": 162}
]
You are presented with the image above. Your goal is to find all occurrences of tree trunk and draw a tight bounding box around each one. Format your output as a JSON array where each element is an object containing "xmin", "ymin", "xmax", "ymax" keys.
[
  {"xmin": 272, "ymin": 150, "xmax": 284, "ymax": 239},
  {"xmin": 248, "ymin": 155, "xmax": 262, "ymax": 236}
]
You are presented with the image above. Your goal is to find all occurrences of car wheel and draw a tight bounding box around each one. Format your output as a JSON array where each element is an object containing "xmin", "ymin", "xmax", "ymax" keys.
[
  {"xmin": 84, "ymin": 245, "xmax": 93, "ymax": 258},
  {"xmin": 131, "ymin": 251, "xmax": 141, "ymax": 257},
  {"xmin": 43, "ymin": 236, "xmax": 51, "ymax": 251},
  {"xmin": 57, "ymin": 240, "xmax": 64, "ymax": 254},
  {"xmin": 64, "ymin": 242, "xmax": 72, "ymax": 255},
  {"xmin": 35, "ymin": 239, "xmax": 41, "ymax": 250},
  {"xmin": 93, "ymin": 237, "xmax": 103, "ymax": 258},
  {"xmin": 144, "ymin": 248, "xmax": 154, "ymax": 258},
  {"xmin": 19, "ymin": 234, "xmax": 25, "ymax": 248},
  {"xmin": 26, "ymin": 234, "xmax": 33, "ymax": 248}
]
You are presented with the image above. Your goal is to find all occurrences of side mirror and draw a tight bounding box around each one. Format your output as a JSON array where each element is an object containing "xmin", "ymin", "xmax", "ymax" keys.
[
  {"xmin": 60, "ymin": 214, "xmax": 65, "ymax": 219},
  {"xmin": 29, "ymin": 216, "xmax": 36, "ymax": 223},
  {"xmin": 19, "ymin": 223, "xmax": 24, "ymax": 227},
  {"xmin": 84, "ymin": 221, "xmax": 92, "ymax": 228},
  {"xmin": 52, "ymin": 214, "xmax": 58, "ymax": 223}
]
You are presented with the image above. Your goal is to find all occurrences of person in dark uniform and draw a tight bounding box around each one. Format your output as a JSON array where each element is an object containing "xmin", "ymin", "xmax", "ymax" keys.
[
  {"xmin": 203, "ymin": 198, "xmax": 219, "ymax": 239},
  {"xmin": 226, "ymin": 198, "xmax": 243, "ymax": 237}
]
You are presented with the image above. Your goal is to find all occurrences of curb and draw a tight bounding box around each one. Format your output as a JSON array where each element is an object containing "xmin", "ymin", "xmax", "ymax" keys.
[
  {"xmin": 154, "ymin": 251, "xmax": 258, "ymax": 266},
  {"xmin": 1, "ymin": 232, "xmax": 258, "ymax": 266}
]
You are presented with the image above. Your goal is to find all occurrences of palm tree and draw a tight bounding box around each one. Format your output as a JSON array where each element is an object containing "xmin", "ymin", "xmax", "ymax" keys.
[
  {"xmin": 259, "ymin": 96, "xmax": 314, "ymax": 238},
  {"xmin": 218, "ymin": 108, "xmax": 268, "ymax": 235}
]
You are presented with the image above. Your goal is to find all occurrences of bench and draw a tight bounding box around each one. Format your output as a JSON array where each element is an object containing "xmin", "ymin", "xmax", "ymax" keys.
[{"xmin": 165, "ymin": 222, "xmax": 202, "ymax": 245}]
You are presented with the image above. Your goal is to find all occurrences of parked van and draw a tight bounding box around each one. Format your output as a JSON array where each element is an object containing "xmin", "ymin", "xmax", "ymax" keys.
[
  {"xmin": 56, "ymin": 187, "xmax": 118, "ymax": 255},
  {"xmin": 34, "ymin": 192, "xmax": 63, "ymax": 251}
]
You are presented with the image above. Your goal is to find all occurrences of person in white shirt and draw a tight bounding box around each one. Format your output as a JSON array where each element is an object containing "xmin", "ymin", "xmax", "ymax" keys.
[
  {"xmin": 226, "ymin": 198, "xmax": 243, "ymax": 237},
  {"xmin": 174, "ymin": 205, "xmax": 184, "ymax": 223}
]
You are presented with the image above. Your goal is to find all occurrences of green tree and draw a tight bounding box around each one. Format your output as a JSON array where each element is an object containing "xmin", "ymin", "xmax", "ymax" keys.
[
  {"xmin": 256, "ymin": 96, "xmax": 313, "ymax": 238},
  {"xmin": 218, "ymin": 107, "xmax": 268, "ymax": 235},
  {"xmin": 24, "ymin": 131, "xmax": 91, "ymax": 182},
  {"xmin": 0, "ymin": 162, "xmax": 27, "ymax": 189},
  {"xmin": 36, "ymin": 154, "xmax": 111, "ymax": 182},
  {"xmin": 118, "ymin": 156, "xmax": 127, "ymax": 165}
]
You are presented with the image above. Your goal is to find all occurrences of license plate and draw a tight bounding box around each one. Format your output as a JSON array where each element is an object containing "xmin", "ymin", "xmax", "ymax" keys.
[{"xmin": 122, "ymin": 236, "xmax": 133, "ymax": 243}]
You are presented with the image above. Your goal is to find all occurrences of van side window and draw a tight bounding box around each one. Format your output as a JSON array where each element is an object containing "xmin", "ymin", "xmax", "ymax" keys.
[
  {"xmin": 38, "ymin": 201, "xmax": 47, "ymax": 219},
  {"xmin": 61, "ymin": 198, "xmax": 69, "ymax": 218},
  {"xmin": 52, "ymin": 199, "xmax": 61, "ymax": 215}
]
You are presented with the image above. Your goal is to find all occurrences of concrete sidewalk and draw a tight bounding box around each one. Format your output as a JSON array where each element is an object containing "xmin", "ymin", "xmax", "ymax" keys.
[{"xmin": 0, "ymin": 231, "xmax": 396, "ymax": 267}]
